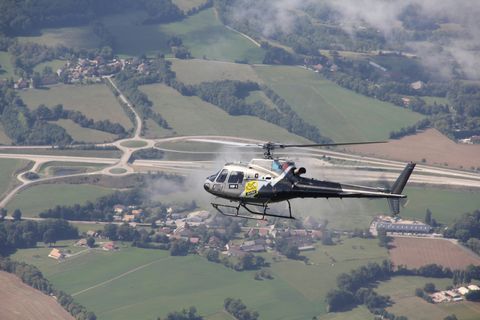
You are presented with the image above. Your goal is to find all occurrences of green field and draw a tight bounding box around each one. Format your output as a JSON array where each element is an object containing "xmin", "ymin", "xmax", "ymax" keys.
[
  {"xmin": 171, "ymin": 59, "xmax": 262, "ymax": 85},
  {"xmin": 161, "ymin": 9, "xmax": 264, "ymax": 63},
  {"xmin": 18, "ymin": 25, "xmax": 100, "ymax": 49},
  {"xmin": 140, "ymin": 83, "xmax": 311, "ymax": 142},
  {"xmin": 101, "ymin": 8, "xmax": 264, "ymax": 62},
  {"xmin": 33, "ymin": 59, "xmax": 66, "ymax": 74},
  {"xmin": 377, "ymin": 276, "xmax": 480, "ymax": 320},
  {"xmin": 38, "ymin": 161, "xmax": 109, "ymax": 177},
  {"xmin": 120, "ymin": 140, "xmax": 148, "ymax": 148},
  {"xmin": 54, "ymin": 119, "xmax": 118, "ymax": 143},
  {"xmin": 19, "ymin": 84, "xmax": 133, "ymax": 129},
  {"xmin": 254, "ymin": 66, "xmax": 424, "ymax": 141},
  {"xmin": 11, "ymin": 238, "xmax": 387, "ymax": 320},
  {"xmin": 0, "ymin": 51, "xmax": 16, "ymax": 79},
  {"xmin": 0, "ymin": 159, "xmax": 31, "ymax": 198},
  {"xmin": 6, "ymin": 184, "xmax": 115, "ymax": 217},
  {"xmin": 172, "ymin": 0, "xmax": 208, "ymax": 12}
]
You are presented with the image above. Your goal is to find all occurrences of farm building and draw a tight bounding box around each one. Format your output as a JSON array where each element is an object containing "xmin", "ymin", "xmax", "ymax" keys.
[
  {"xmin": 48, "ymin": 248, "xmax": 65, "ymax": 260},
  {"xmin": 103, "ymin": 242, "xmax": 117, "ymax": 251},
  {"xmin": 458, "ymin": 287, "xmax": 470, "ymax": 295},
  {"xmin": 374, "ymin": 215, "xmax": 432, "ymax": 234},
  {"xmin": 468, "ymin": 284, "xmax": 480, "ymax": 291}
]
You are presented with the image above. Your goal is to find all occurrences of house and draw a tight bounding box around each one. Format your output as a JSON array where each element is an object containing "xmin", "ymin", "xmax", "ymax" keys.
[
  {"xmin": 123, "ymin": 214, "xmax": 135, "ymax": 222},
  {"xmin": 401, "ymin": 97, "xmax": 411, "ymax": 106},
  {"xmin": 410, "ymin": 81, "xmax": 425, "ymax": 90},
  {"xmin": 14, "ymin": 78, "xmax": 29, "ymax": 90},
  {"xmin": 75, "ymin": 239, "xmax": 87, "ymax": 247},
  {"xmin": 468, "ymin": 284, "xmax": 480, "ymax": 291},
  {"xmin": 48, "ymin": 248, "xmax": 65, "ymax": 260},
  {"xmin": 102, "ymin": 242, "xmax": 117, "ymax": 251},
  {"xmin": 313, "ymin": 64, "xmax": 323, "ymax": 72},
  {"xmin": 189, "ymin": 237, "xmax": 200, "ymax": 244},
  {"xmin": 226, "ymin": 244, "xmax": 246, "ymax": 257},
  {"xmin": 131, "ymin": 209, "xmax": 144, "ymax": 216},
  {"xmin": 458, "ymin": 287, "xmax": 469, "ymax": 295},
  {"xmin": 207, "ymin": 236, "xmax": 223, "ymax": 249},
  {"xmin": 113, "ymin": 205, "xmax": 126, "ymax": 214},
  {"xmin": 86, "ymin": 230, "xmax": 97, "ymax": 237}
]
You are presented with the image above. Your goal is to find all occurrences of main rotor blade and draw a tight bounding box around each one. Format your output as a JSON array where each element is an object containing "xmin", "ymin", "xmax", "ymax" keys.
[
  {"xmin": 278, "ymin": 141, "xmax": 388, "ymax": 148},
  {"xmin": 188, "ymin": 138, "xmax": 259, "ymax": 148}
]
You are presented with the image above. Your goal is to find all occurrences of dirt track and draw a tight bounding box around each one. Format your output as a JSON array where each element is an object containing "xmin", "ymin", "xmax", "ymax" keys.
[
  {"xmin": 389, "ymin": 237, "xmax": 480, "ymax": 270},
  {"xmin": 347, "ymin": 129, "xmax": 480, "ymax": 170},
  {"xmin": 0, "ymin": 271, "xmax": 73, "ymax": 320}
]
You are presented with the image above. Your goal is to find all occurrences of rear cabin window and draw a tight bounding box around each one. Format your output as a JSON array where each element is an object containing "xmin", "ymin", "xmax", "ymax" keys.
[
  {"xmin": 228, "ymin": 171, "xmax": 244, "ymax": 184},
  {"xmin": 216, "ymin": 169, "xmax": 228, "ymax": 183}
]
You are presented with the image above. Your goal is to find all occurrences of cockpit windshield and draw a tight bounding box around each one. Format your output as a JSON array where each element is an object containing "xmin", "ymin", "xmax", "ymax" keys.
[{"xmin": 207, "ymin": 171, "xmax": 219, "ymax": 182}]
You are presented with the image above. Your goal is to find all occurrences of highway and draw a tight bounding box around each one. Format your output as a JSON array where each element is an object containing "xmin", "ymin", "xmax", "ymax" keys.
[{"xmin": 0, "ymin": 79, "xmax": 478, "ymax": 211}]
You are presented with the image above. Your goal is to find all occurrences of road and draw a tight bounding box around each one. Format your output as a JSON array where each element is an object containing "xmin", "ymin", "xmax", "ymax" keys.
[{"xmin": 0, "ymin": 79, "xmax": 478, "ymax": 212}]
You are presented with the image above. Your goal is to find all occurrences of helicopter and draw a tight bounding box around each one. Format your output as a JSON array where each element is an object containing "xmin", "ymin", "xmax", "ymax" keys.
[{"xmin": 199, "ymin": 139, "xmax": 416, "ymax": 220}]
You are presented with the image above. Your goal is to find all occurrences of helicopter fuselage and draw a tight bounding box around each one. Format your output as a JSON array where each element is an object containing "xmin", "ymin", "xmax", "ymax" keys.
[{"xmin": 203, "ymin": 158, "xmax": 409, "ymax": 205}]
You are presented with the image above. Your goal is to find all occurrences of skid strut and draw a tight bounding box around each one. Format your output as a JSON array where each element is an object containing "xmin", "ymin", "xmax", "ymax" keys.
[{"xmin": 211, "ymin": 200, "xmax": 294, "ymax": 220}]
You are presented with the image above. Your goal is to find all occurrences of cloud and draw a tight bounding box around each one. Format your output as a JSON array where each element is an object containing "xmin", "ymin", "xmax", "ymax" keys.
[{"xmin": 229, "ymin": 0, "xmax": 480, "ymax": 79}]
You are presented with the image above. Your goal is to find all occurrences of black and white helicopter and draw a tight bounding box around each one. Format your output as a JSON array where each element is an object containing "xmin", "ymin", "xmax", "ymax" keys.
[{"xmin": 200, "ymin": 139, "xmax": 415, "ymax": 220}]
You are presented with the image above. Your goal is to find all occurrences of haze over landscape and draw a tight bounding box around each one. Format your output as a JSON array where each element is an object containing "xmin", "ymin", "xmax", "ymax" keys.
[{"xmin": 0, "ymin": 1, "xmax": 479, "ymax": 320}]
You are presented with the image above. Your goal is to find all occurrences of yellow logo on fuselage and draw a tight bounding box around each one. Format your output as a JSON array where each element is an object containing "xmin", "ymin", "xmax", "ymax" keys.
[{"xmin": 245, "ymin": 181, "xmax": 258, "ymax": 196}]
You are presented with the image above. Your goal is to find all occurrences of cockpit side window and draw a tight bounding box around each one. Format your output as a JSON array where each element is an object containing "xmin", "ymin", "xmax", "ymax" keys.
[
  {"xmin": 216, "ymin": 169, "xmax": 228, "ymax": 183},
  {"xmin": 272, "ymin": 160, "xmax": 283, "ymax": 173},
  {"xmin": 228, "ymin": 171, "xmax": 244, "ymax": 184}
]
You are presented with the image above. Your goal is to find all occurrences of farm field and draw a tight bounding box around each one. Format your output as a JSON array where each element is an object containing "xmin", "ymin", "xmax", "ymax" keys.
[
  {"xmin": 102, "ymin": 8, "xmax": 264, "ymax": 62},
  {"xmin": 254, "ymin": 65, "xmax": 424, "ymax": 141},
  {"xmin": 348, "ymin": 128, "xmax": 480, "ymax": 170},
  {"xmin": 0, "ymin": 51, "xmax": 16, "ymax": 79},
  {"xmin": 19, "ymin": 84, "xmax": 133, "ymax": 129},
  {"xmin": 0, "ymin": 123, "xmax": 12, "ymax": 145},
  {"xmin": 54, "ymin": 119, "xmax": 118, "ymax": 143},
  {"xmin": 173, "ymin": 0, "xmax": 208, "ymax": 12},
  {"xmin": 139, "ymin": 83, "xmax": 310, "ymax": 142},
  {"xmin": 389, "ymin": 237, "xmax": 480, "ymax": 270},
  {"xmin": 18, "ymin": 25, "xmax": 100, "ymax": 49},
  {"xmin": 33, "ymin": 59, "xmax": 66, "ymax": 74},
  {"xmin": 0, "ymin": 159, "xmax": 31, "ymax": 198},
  {"xmin": 6, "ymin": 184, "xmax": 115, "ymax": 217},
  {"xmin": 377, "ymin": 276, "xmax": 480, "ymax": 320},
  {"xmin": 0, "ymin": 271, "xmax": 74, "ymax": 320},
  {"xmin": 10, "ymin": 238, "xmax": 387, "ymax": 320},
  {"xmin": 171, "ymin": 59, "xmax": 262, "ymax": 84},
  {"xmin": 160, "ymin": 9, "xmax": 264, "ymax": 63}
]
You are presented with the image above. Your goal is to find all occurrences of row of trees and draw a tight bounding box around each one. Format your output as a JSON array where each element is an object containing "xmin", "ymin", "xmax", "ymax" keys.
[
  {"xmin": 0, "ymin": 258, "xmax": 96, "ymax": 320},
  {"xmin": 39, "ymin": 189, "xmax": 144, "ymax": 221},
  {"xmin": 224, "ymin": 298, "xmax": 259, "ymax": 320},
  {"xmin": 32, "ymin": 104, "xmax": 127, "ymax": 136},
  {"xmin": 0, "ymin": 219, "xmax": 78, "ymax": 254}
]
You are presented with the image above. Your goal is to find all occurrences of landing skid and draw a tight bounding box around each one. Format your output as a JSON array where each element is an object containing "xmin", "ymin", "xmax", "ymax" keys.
[{"xmin": 211, "ymin": 200, "xmax": 295, "ymax": 220}]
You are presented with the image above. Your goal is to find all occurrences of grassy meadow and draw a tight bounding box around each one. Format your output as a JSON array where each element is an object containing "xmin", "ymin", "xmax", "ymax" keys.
[
  {"xmin": 10, "ymin": 238, "xmax": 389, "ymax": 320},
  {"xmin": 6, "ymin": 184, "xmax": 115, "ymax": 217},
  {"xmin": 171, "ymin": 59, "xmax": 262, "ymax": 85},
  {"xmin": 377, "ymin": 276, "xmax": 480, "ymax": 320},
  {"xmin": 19, "ymin": 84, "xmax": 133, "ymax": 129},
  {"xmin": 54, "ymin": 119, "xmax": 118, "ymax": 143},
  {"xmin": 0, "ymin": 51, "xmax": 17, "ymax": 80},
  {"xmin": 139, "ymin": 83, "xmax": 310, "ymax": 143},
  {"xmin": 254, "ymin": 65, "xmax": 424, "ymax": 142},
  {"xmin": 18, "ymin": 25, "xmax": 100, "ymax": 49},
  {"xmin": 0, "ymin": 159, "xmax": 31, "ymax": 197}
]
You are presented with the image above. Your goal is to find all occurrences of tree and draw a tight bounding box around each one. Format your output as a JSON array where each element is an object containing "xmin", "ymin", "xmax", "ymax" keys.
[
  {"xmin": 444, "ymin": 315, "xmax": 458, "ymax": 320},
  {"xmin": 206, "ymin": 249, "xmax": 219, "ymax": 262},
  {"xmin": 43, "ymin": 228, "xmax": 57, "ymax": 246},
  {"xmin": 170, "ymin": 240, "xmax": 189, "ymax": 256},
  {"xmin": 103, "ymin": 224, "xmax": 118, "ymax": 240},
  {"xmin": 12, "ymin": 209, "xmax": 22, "ymax": 221},
  {"xmin": 86, "ymin": 237, "xmax": 95, "ymax": 248},
  {"xmin": 424, "ymin": 283, "xmax": 436, "ymax": 293},
  {"xmin": 378, "ymin": 229, "xmax": 392, "ymax": 247},
  {"xmin": 0, "ymin": 208, "xmax": 6, "ymax": 221},
  {"xmin": 425, "ymin": 209, "xmax": 432, "ymax": 225}
]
